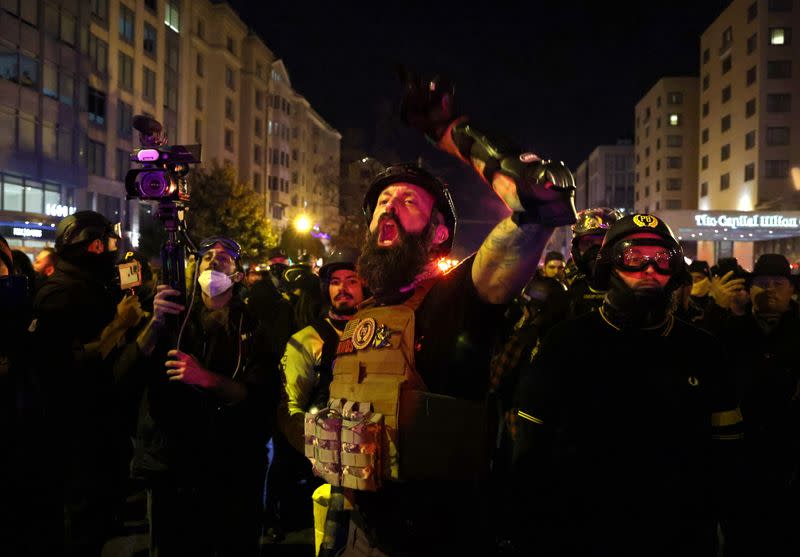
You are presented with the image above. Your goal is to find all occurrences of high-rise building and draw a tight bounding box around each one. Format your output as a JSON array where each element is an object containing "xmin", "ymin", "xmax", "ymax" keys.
[
  {"xmin": 574, "ymin": 160, "xmax": 589, "ymax": 211},
  {"xmin": 646, "ymin": 0, "xmax": 800, "ymax": 266},
  {"xmin": 289, "ymin": 94, "xmax": 342, "ymax": 235},
  {"xmin": 183, "ymin": 0, "xmax": 248, "ymax": 170},
  {"xmin": 0, "ymin": 1, "xmax": 91, "ymax": 255},
  {"xmin": 0, "ymin": 0, "xmax": 341, "ymax": 255},
  {"xmin": 87, "ymin": 0, "xmax": 180, "ymax": 249},
  {"xmin": 699, "ymin": 0, "xmax": 799, "ymax": 213},
  {"xmin": 0, "ymin": 0, "xmax": 180, "ymax": 254},
  {"xmin": 634, "ymin": 77, "xmax": 700, "ymax": 214},
  {"xmin": 583, "ymin": 142, "xmax": 636, "ymax": 213}
]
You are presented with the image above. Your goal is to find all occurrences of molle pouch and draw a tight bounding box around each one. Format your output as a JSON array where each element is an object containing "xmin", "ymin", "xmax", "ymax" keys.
[
  {"xmin": 340, "ymin": 401, "xmax": 384, "ymax": 491},
  {"xmin": 307, "ymin": 400, "xmax": 345, "ymax": 486},
  {"xmin": 398, "ymin": 390, "xmax": 489, "ymax": 482},
  {"xmin": 304, "ymin": 414, "xmax": 317, "ymax": 459}
]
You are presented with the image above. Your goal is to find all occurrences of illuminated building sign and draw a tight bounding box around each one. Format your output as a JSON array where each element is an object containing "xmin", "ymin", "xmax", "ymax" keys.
[
  {"xmin": 694, "ymin": 213, "xmax": 800, "ymax": 229},
  {"xmin": 0, "ymin": 223, "xmax": 57, "ymax": 241},
  {"xmin": 45, "ymin": 203, "xmax": 77, "ymax": 217},
  {"xmin": 12, "ymin": 227, "xmax": 43, "ymax": 238}
]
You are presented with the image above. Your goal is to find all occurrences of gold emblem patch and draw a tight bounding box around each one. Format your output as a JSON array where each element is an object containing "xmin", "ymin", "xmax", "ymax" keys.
[
  {"xmin": 352, "ymin": 317, "xmax": 377, "ymax": 350},
  {"xmin": 633, "ymin": 214, "xmax": 659, "ymax": 228},
  {"xmin": 688, "ymin": 376, "xmax": 699, "ymax": 387}
]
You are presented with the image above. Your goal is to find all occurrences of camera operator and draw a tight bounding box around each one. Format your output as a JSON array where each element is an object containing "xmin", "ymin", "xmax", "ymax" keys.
[
  {"xmin": 28, "ymin": 211, "xmax": 144, "ymax": 555},
  {"xmin": 125, "ymin": 236, "xmax": 275, "ymax": 557}
]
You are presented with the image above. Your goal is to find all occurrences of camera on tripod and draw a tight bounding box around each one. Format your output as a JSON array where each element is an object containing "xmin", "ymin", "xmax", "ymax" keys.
[
  {"xmin": 125, "ymin": 115, "xmax": 200, "ymax": 202},
  {"xmin": 123, "ymin": 115, "xmax": 201, "ymax": 318}
]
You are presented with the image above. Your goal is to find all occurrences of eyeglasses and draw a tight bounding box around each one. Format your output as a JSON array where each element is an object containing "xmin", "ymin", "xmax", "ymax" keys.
[
  {"xmin": 611, "ymin": 239, "xmax": 680, "ymax": 275},
  {"xmin": 198, "ymin": 236, "xmax": 242, "ymax": 260}
]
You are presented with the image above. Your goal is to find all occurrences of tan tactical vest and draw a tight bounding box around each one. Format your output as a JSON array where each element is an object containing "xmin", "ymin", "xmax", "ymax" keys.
[
  {"xmin": 329, "ymin": 281, "xmax": 432, "ymax": 482},
  {"xmin": 306, "ymin": 279, "xmax": 488, "ymax": 490}
]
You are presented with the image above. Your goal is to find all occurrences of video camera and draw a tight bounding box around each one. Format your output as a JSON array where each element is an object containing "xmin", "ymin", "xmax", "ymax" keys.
[
  {"xmin": 125, "ymin": 115, "xmax": 200, "ymax": 203},
  {"xmin": 124, "ymin": 115, "xmax": 201, "ymax": 322}
]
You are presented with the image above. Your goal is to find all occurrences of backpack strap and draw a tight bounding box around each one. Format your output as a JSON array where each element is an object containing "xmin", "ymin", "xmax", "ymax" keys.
[{"xmin": 308, "ymin": 318, "xmax": 342, "ymax": 409}]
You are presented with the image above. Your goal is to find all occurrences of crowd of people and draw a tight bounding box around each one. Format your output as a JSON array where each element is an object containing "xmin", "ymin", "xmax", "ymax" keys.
[{"xmin": 1, "ymin": 74, "xmax": 799, "ymax": 557}]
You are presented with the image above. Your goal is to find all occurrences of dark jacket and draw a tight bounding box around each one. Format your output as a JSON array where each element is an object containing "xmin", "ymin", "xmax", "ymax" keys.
[
  {"xmin": 31, "ymin": 258, "xmax": 120, "ymax": 475},
  {"xmin": 713, "ymin": 307, "xmax": 800, "ymax": 476},
  {"xmin": 707, "ymin": 304, "xmax": 800, "ymax": 556},
  {"xmin": 128, "ymin": 298, "xmax": 277, "ymax": 487}
]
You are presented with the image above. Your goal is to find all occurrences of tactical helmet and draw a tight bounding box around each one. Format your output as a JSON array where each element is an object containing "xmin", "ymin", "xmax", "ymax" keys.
[
  {"xmin": 55, "ymin": 211, "xmax": 120, "ymax": 254},
  {"xmin": 572, "ymin": 207, "xmax": 623, "ymax": 238},
  {"xmin": 267, "ymin": 247, "xmax": 288, "ymax": 262},
  {"xmin": 319, "ymin": 247, "xmax": 361, "ymax": 284},
  {"xmin": 318, "ymin": 246, "xmax": 368, "ymax": 305},
  {"xmin": 593, "ymin": 213, "xmax": 684, "ymax": 291},
  {"xmin": 570, "ymin": 207, "xmax": 622, "ymax": 259},
  {"xmin": 570, "ymin": 208, "xmax": 622, "ymax": 277},
  {"xmin": 282, "ymin": 263, "xmax": 313, "ymax": 286},
  {"xmin": 362, "ymin": 163, "xmax": 457, "ymax": 255}
]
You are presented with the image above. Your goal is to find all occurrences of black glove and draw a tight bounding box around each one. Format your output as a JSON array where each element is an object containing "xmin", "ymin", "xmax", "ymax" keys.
[
  {"xmin": 398, "ymin": 66, "xmax": 457, "ymax": 142},
  {"xmin": 507, "ymin": 157, "xmax": 577, "ymax": 227}
]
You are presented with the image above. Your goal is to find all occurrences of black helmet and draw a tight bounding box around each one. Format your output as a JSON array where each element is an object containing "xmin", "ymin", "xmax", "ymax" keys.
[
  {"xmin": 55, "ymin": 210, "xmax": 120, "ymax": 254},
  {"xmin": 572, "ymin": 207, "xmax": 623, "ymax": 238},
  {"xmin": 571, "ymin": 207, "xmax": 622, "ymax": 255},
  {"xmin": 282, "ymin": 263, "xmax": 313, "ymax": 286},
  {"xmin": 362, "ymin": 163, "xmax": 457, "ymax": 255},
  {"xmin": 267, "ymin": 247, "xmax": 288, "ymax": 261},
  {"xmin": 593, "ymin": 213, "xmax": 684, "ymax": 291},
  {"xmin": 319, "ymin": 247, "xmax": 360, "ymax": 284},
  {"xmin": 570, "ymin": 208, "xmax": 622, "ymax": 277}
]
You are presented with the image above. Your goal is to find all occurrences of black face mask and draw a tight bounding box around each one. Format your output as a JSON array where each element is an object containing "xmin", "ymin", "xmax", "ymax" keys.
[
  {"xmin": 63, "ymin": 248, "xmax": 118, "ymax": 281},
  {"xmin": 577, "ymin": 244, "xmax": 601, "ymax": 277},
  {"xmin": 603, "ymin": 272, "xmax": 673, "ymax": 329}
]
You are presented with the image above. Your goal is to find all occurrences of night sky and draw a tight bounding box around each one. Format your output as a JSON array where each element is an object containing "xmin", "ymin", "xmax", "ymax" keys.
[{"xmin": 228, "ymin": 0, "xmax": 732, "ymax": 254}]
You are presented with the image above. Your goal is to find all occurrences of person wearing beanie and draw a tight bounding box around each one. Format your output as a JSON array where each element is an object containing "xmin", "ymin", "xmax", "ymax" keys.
[{"xmin": 512, "ymin": 214, "xmax": 742, "ymax": 555}]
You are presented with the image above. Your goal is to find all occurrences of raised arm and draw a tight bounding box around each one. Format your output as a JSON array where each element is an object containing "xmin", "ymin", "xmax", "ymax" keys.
[{"xmin": 400, "ymin": 72, "xmax": 577, "ymax": 303}]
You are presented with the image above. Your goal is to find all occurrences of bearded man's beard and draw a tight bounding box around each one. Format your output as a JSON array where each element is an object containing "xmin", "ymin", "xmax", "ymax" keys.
[{"xmin": 358, "ymin": 215, "xmax": 434, "ymax": 296}]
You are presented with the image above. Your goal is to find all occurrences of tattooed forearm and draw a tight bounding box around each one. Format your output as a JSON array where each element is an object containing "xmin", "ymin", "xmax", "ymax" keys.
[{"xmin": 472, "ymin": 217, "xmax": 553, "ymax": 304}]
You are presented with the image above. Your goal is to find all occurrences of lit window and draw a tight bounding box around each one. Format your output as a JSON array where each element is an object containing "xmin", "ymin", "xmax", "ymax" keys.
[
  {"xmin": 770, "ymin": 28, "xmax": 788, "ymax": 45},
  {"xmin": 669, "ymin": 114, "xmax": 680, "ymax": 126},
  {"xmin": 164, "ymin": 2, "xmax": 180, "ymax": 33}
]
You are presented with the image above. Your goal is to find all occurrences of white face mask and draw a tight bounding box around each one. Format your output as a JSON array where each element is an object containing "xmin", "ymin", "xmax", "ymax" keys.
[{"xmin": 198, "ymin": 269, "xmax": 235, "ymax": 298}]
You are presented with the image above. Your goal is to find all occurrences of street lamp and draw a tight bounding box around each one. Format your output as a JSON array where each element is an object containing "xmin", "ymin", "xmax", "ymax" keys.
[{"xmin": 294, "ymin": 213, "xmax": 312, "ymax": 234}]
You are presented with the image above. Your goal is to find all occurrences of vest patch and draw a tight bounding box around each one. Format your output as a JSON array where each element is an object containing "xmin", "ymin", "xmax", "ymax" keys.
[
  {"xmin": 352, "ymin": 317, "xmax": 377, "ymax": 350},
  {"xmin": 337, "ymin": 338, "xmax": 355, "ymax": 355}
]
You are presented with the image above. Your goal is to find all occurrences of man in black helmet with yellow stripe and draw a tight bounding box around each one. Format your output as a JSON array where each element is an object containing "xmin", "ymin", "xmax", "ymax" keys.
[
  {"xmin": 512, "ymin": 213, "xmax": 743, "ymax": 556},
  {"xmin": 567, "ymin": 207, "xmax": 622, "ymax": 317}
]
